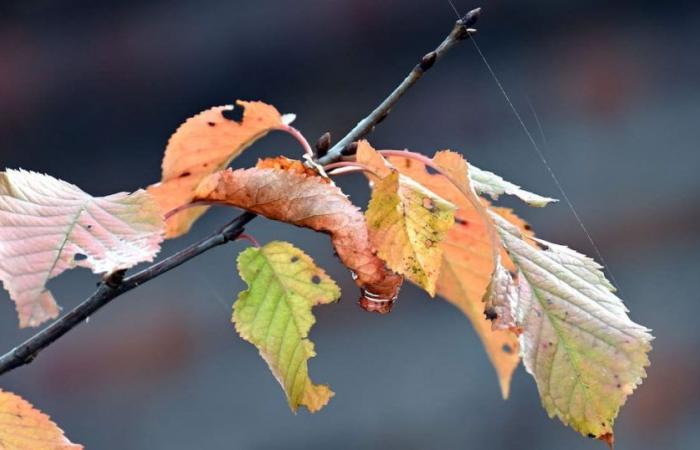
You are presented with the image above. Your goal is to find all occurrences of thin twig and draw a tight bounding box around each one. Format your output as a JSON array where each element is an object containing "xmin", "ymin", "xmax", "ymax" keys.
[
  {"xmin": 0, "ymin": 212, "xmax": 255, "ymax": 375},
  {"xmin": 316, "ymin": 7, "xmax": 481, "ymax": 165},
  {"xmin": 0, "ymin": 7, "xmax": 481, "ymax": 377}
]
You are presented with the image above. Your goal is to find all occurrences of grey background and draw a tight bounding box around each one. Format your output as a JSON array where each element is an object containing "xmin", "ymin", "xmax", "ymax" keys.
[{"xmin": 1, "ymin": 0, "xmax": 698, "ymax": 449}]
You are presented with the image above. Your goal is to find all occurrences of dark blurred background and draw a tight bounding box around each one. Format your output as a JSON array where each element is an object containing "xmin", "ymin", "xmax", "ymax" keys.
[{"xmin": 1, "ymin": 0, "xmax": 699, "ymax": 448}]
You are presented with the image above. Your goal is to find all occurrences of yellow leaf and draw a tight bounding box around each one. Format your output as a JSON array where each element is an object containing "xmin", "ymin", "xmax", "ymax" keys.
[
  {"xmin": 234, "ymin": 241, "xmax": 339, "ymax": 412},
  {"xmin": 358, "ymin": 142, "xmax": 456, "ymax": 296},
  {"xmin": 387, "ymin": 154, "xmax": 531, "ymax": 398},
  {"xmin": 148, "ymin": 101, "xmax": 293, "ymax": 238},
  {"xmin": 0, "ymin": 389, "xmax": 82, "ymax": 449}
]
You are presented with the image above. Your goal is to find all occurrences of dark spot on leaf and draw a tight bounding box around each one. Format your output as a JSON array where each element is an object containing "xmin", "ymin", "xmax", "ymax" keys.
[
  {"xmin": 538, "ymin": 242, "xmax": 549, "ymax": 251},
  {"xmin": 311, "ymin": 275, "xmax": 321, "ymax": 284},
  {"xmin": 524, "ymin": 224, "xmax": 532, "ymax": 231},
  {"xmin": 616, "ymin": 383, "xmax": 621, "ymax": 388},
  {"xmin": 207, "ymin": 121, "xmax": 216, "ymax": 127},
  {"xmin": 455, "ymin": 218, "xmax": 469, "ymax": 226},
  {"xmin": 587, "ymin": 434, "xmax": 596, "ymax": 439},
  {"xmin": 179, "ymin": 171, "xmax": 191, "ymax": 178},
  {"xmin": 74, "ymin": 253, "xmax": 88, "ymax": 261},
  {"xmin": 291, "ymin": 256, "xmax": 299, "ymax": 263},
  {"xmin": 222, "ymin": 107, "xmax": 243, "ymax": 122},
  {"xmin": 86, "ymin": 224, "xmax": 93, "ymax": 230},
  {"xmin": 484, "ymin": 307, "xmax": 498, "ymax": 321},
  {"xmin": 502, "ymin": 344, "xmax": 513, "ymax": 354},
  {"xmin": 422, "ymin": 197, "xmax": 435, "ymax": 211},
  {"xmin": 403, "ymin": 159, "xmax": 411, "ymax": 168}
]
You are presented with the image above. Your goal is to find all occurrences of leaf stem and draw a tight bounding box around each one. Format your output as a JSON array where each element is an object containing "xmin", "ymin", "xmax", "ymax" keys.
[{"xmin": 316, "ymin": 7, "xmax": 481, "ymax": 165}]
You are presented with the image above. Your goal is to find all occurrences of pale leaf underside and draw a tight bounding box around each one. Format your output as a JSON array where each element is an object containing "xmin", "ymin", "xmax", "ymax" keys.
[
  {"xmin": 0, "ymin": 170, "xmax": 163, "ymax": 327},
  {"xmin": 469, "ymin": 164, "xmax": 557, "ymax": 207},
  {"xmin": 234, "ymin": 241, "xmax": 340, "ymax": 412},
  {"xmin": 491, "ymin": 211, "xmax": 652, "ymax": 439}
]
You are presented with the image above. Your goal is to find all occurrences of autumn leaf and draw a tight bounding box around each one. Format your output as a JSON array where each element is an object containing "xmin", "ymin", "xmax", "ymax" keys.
[
  {"xmin": 387, "ymin": 154, "xmax": 527, "ymax": 398},
  {"xmin": 0, "ymin": 389, "xmax": 82, "ymax": 449},
  {"xmin": 490, "ymin": 211, "xmax": 653, "ymax": 440},
  {"xmin": 148, "ymin": 100, "xmax": 296, "ymax": 238},
  {"xmin": 0, "ymin": 170, "xmax": 163, "ymax": 328},
  {"xmin": 357, "ymin": 142, "xmax": 456, "ymax": 296},
  {"xmin": 469, "ymin": 164, "xmax": 557, "ymax": 207},
  {"xmin": 234, "ymin": 241, "xmax": 339, "ymax": 412},
  {"xmin": 193, "ymin": 162, "xmax": 402, "ymax": 312}
]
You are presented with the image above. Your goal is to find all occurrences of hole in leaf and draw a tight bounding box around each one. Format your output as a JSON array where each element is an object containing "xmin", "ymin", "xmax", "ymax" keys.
[
  {"xmin": 422, "ymin": 197, "xmax": 435, "ymax": 211},
  {"xmin": 221, "ymin": 107, "xmax": 243, "ymax": 122},
  {"xmin": 207, "ymin": 121, "xmax": 216, "ymax": 127},
  {"xmin": 74, "ymin": 253, "xmax": 88, "ymax": 261},
  {"xmin": 501, "ymin": 344, "xmax": 513, "ymax": 354},
  {"xmin": 425, "ymin": 165, "xmax": 439, "ymax": 175}
]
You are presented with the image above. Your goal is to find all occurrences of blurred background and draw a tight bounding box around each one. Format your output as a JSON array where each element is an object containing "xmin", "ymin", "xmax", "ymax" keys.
[{"xmin": 1, "ymin": 0, "xmax": 698, "ymax": 448}]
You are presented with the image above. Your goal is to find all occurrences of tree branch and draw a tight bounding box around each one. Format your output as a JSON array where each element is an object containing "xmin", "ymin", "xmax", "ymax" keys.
[
  {"xmin": 0, "ymin": 7, "xmax": 481, "ymax": 377},
  {"xmin": 316, "ymin": 7, "xmax": 480, "ymax": 165}
]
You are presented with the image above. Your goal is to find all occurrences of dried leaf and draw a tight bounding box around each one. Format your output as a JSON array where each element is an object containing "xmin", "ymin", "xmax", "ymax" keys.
[
  {"xmin": 148, "ymin": 101, "xmax": 294, "ymax": 238},
  {"xmin": 0, "ymin": 170, "xmax": 163, "ymax": 327},
  {"xmin": 388, "ymin": 154, "xmax": 527, "ymax": 398},
  {"xmin": 0, "ymin": 389, "xmax": 82, "ymax": 449},
  {"xmin": 193, "ymin": 163, "xmax": 402, "ymax": 311},
  {"xmin": 491, "ymin": 211, "xmax": 653, "ymax": 440},
  {"xmin": 358, "ymin": 142, "xmax": 456, "ymax": 295},
  {"xmin": 234, "ymin": 241, "xmax": 339, "ymax": 412}
]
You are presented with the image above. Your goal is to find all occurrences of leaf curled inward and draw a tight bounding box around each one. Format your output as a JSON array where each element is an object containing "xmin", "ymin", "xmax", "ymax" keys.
[
  {"xmin": 0, "ymin": 170, "xmax": 163, "ymax": 327},
  {"xmin": 491, "ymin": 211, "xmax": 652, "ymax": 440},
  {"xmin": 148, "ymin": 100, "xmax": 293, "ymax": 238},
  {"xmin": 234, "ymin": 241, "xmax": 339, "ymax": 412},
  {"xmin": 0, "ymin": 389, "xmax": 83, "ymax": 449},
  {"xmin": 357, "ymin": 142, "xmax": 456, "ymax": 296},
  {"xmin": 193, "ymin": 162, "xmax": 402, "ymax": 311}
]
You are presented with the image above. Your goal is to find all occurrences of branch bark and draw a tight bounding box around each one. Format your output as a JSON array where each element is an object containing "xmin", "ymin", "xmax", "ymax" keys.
[{"xmin": 0, "ymin": 8, "xmax": 481, "ymax": 377}]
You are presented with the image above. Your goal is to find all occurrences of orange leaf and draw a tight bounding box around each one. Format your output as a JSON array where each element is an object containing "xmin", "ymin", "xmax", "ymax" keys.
[
  {"xmin": 148, "ymin": 101, "xmax": 294, "ymax": 238},
  {"xmin": 193, "ymin": 162, "xmax": 402, "ymax": 312},
  {"xmin": 387, "ymin": 154, "xmax": 533, "ymax": 398},
  {"xmin": 0, "ymin": 389, "xmax": 82, "ymax": 449}
]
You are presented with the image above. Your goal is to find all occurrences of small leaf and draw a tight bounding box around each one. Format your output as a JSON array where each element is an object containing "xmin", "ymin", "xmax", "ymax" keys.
[
  {"xmin": 194, "ymin": 161, "xmax": 402, "ymax": 311},
  {"xmin": 388, "ymin": 153, "xmax": 526, "ymax": 398},
  {"xmin": 0, "ymin": 389, "xmax": 82, "ymax": 449},
  {"xmin": 491, "ymin": 211, "xmax": 652, "ymax": 440},
  {"xmin": 359, "ymin": 142, "xmax": 456, "ymax": 295},
  {"xmin": 0, "ymin": 170, "xmax": 163, "ymax": 327},
  {"xmin": 469, "ymin": 164, "xmax": 557, "ymax": 207},
  {"xmin": 234, "ymin": 241, "xmax": 340, "ymax": 412},
  {"xmin": 148, "ymin": 100, "xmax": 292, "ymax": 238}
]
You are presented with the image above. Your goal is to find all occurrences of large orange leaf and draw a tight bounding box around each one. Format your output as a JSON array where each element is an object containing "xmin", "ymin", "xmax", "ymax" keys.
[
  {"xmin": 387, "ymin": 154, "xmax": 533, "ymax": 398},
  {"xmin": 0, "ymin": 389, "xmax": 82, "ymax": 449},
  {"xmin": 148, "ymin": 101, "xmax": 295, "ymax": 238},
  {"xmin": 192, "ymin": 161, "xmax": 402, "ymax": 312}
]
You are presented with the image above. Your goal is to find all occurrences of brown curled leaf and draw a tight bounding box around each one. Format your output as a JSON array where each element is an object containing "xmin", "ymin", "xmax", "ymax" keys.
[
  {"xmin": 193, "ymin": 163, "xmax": 402, "ymax": 310},
  {"xmin": 148, "ymin": 101, "xmax": 295, "ymax": 238}
]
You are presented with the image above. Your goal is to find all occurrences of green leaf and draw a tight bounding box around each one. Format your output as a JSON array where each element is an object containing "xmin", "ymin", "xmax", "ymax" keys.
[
  {"xmin": 490, "ymin": 211, "xmax": 652, "ymax": 441},
  {"xmin": 365, "ymin": 170, "xmax": 456, "ymax": 296},
  {"xmin": 234, "ymin": 241, "xmax": 340, "ymax": 412},
  {"xmin": 469, "ymin": 164, "xmax": 557, "ymax": 207}
]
